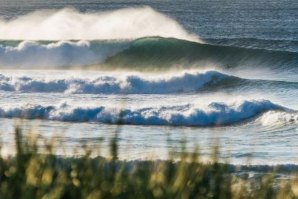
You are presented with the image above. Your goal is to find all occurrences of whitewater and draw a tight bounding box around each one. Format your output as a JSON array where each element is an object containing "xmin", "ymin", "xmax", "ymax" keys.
[{"xmin": 0, "ymin": 0, "xmax": 298, "ymax": 165}]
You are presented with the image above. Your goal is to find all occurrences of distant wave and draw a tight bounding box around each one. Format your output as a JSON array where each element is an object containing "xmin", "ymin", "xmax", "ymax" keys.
[
  {"xmin": 203, "ymin": 37, "xmax": 298, "ymax": 53},
  {"xmin": 1, "ymin": 37, "xmax": 298, "ymax": 70},
  {"xmin": 0, "ymin": 99, "xmax": 292, "ymax": 126},
  {"xmin": 0, "ymin": 71, "xmax": 296, "ymax": 94}
]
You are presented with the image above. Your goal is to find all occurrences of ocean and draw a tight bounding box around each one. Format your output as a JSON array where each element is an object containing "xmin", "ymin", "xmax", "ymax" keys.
[{"xmin": 0, "ymin": 0, "xmax": 298, "ymax": 165}]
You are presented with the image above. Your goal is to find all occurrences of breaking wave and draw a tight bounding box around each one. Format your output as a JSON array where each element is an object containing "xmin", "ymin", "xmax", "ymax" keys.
[
  {"xmin": 0, "ymin": 70, "xmax": 297, "ymax": 94},
  {"xmin": 0, "ymin": 70, "xmax": 244, "ymax": 94},
  {"xmin": 0, "ymin": 40, "xmax": 129, "ymax": 68},
  {"xmin": 1, "ymin": 70, "xmax": 297, "ymax": 94},
  {"xmin": 0, "ymin": 100, "xmax": 292, "ymax": 126},
  {"xmin": 0, "ymin": 37, "xmax": 298, "ymax": 70},
  {"xmin": 259, "ymin": 111, "xmax": 298, "ymax": 126},
  {"xmin": 104, "ymin": 37, "xmax": 298, "ymax": 70}
]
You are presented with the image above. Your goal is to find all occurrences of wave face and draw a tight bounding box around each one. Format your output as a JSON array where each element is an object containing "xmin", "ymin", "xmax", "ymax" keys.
[
  {"xmin": 0, "ymin": 71, "xmax": 246, "ymax": 94},
  {"xmin": 1, "ymin": 37, "xmax": 298, "ymax": 70},
  {"xmin": 0, "ymin": 100, "xmax": 291, "ymax": 126},
  {"xmin": 105, "ymin": 37, "xmax": 298, "ymax": 71},
  {"xmin": 0, "ymin": 7, "xmax": 198, "ymax": 41}
]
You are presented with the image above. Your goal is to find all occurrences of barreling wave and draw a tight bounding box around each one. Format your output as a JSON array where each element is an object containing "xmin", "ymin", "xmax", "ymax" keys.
[
  {"xmin": 1, "ymin": 37, "xmax": 298, "ymax": 71},
  {"xmin": 104, "ymin": 37, "xmax": 298, "ymax": 71},
  {"xmin": 0, "ymin": 100, "xmax": 294, "ymax": 126},
  {"xmin": 1, "ymin": 71, "xmax": 297, "ymax": 94}
]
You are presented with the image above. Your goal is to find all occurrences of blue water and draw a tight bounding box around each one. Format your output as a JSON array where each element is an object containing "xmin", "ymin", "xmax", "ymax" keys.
[{"xmin": 0, "ymin": 0, "xmax": 297, "ymax": 165}]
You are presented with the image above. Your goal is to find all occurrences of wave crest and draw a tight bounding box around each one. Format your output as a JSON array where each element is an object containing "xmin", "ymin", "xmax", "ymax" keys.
[
  {"xmin": 0, "ymin": 71, "xmax": 242, "ymax": 94},
  {"xmin": 0, "ymin": 37, "xmax": 298, "ymax": 70},
  {"xmin": 0, "ymin": 7, "xmax": 198, "ymax": 41},
  {"xmin": 0, "ymin": 100, "xmax": 287, "ymax": 126},
  {"xmin": 259, "ymin": 111, "xmax": 298, "ymax": 126},
  {"xmin": 0, "ymin": 40, "xmax": 128, "ymax": 67},
  {"xmin": 105, "ymin": 37, "xmax": 298, "ymax": 70}
]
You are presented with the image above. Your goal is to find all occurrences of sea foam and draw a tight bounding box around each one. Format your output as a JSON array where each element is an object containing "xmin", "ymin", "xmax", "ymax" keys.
[
  {"xmin": 0, "ymin": 71, "xmax": 240, "ymax": 94},
  {"xmin": 0, "ymin": 100, "xmax": 287, "ymax": 126},
  {"xmin": 0, "ymin": 40, "xmax": 129, "ymax": 67}
]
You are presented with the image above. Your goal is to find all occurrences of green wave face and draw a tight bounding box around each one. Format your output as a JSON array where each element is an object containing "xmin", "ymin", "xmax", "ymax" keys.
[
  {"xmin": 1, "ymin": 37, "xmax": 298, "ymax": 71},
  {"xmin": 104, "ymin": 37, "xmax": 298, "ymax": 71}
]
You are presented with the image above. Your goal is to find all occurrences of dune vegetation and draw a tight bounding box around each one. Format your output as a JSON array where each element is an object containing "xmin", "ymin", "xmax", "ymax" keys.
[{"xmin": 0, "ymin": 126, "xmax": 297, "ymax": 199}]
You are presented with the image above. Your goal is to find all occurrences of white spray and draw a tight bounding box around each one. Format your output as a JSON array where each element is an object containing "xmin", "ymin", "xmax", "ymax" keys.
[{"xmin": 0, "ymin": 7, "xmax": 199, "ymax": 41}]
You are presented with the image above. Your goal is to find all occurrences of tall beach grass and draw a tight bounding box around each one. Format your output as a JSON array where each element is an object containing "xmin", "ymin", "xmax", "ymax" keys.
[{"xmin": 0, "ymin": 126, "xmax": 297, "ymax": 199}]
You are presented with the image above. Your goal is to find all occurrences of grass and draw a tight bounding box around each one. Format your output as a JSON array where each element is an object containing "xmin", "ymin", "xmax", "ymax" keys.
[{"xmin": 0, "ymin": 126, "xmax": 297, "ymax": 199}]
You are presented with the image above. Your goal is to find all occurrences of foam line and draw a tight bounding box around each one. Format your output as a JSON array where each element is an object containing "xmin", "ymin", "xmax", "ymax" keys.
[
  {"xmin": 0, "ymin": 100, "xmax": 290, "ymax": 126},
  {"xmin": 0, "ymin": 71, "xmax": 240, "ymax": 94}
]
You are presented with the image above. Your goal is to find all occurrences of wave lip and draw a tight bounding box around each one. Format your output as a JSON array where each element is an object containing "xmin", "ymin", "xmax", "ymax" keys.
[
  {"xmin": 105, "ymin": 37, "xmax": 298, "ymax": 71},
  {"xmin": 0, "ymin": 100, "xmax": 290, "ymax": 126},
  {"xmin": 0, "ymin": 71, "xmax": 243, "ymax": 94}
]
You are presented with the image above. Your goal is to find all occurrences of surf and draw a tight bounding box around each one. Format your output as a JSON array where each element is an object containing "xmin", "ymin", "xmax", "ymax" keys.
[
  {"xmin": 1, "ymin": 37, "xmax": 298, "ymax": 73},
  {"xmin": 0, "ymin": 70, "xmax": 297, "ymax": 94},
  {"xmin": 0, "ymin": 99, "xmax": 294, "ymax": 127}
]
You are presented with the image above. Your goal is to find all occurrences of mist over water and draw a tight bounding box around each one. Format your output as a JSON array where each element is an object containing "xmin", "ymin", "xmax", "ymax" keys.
[{"xmin": 0, "ymin": 7, "xmax": 199, "ymax": 41}]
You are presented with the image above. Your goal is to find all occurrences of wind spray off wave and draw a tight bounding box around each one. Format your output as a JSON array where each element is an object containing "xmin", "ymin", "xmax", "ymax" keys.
[{"xmin": 0, "ymin": 7, "xmax": 199, "ymax": 41}]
